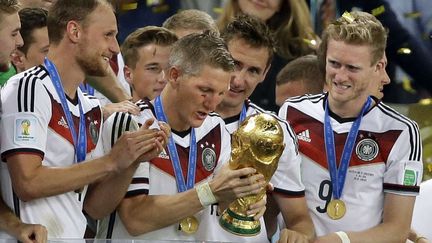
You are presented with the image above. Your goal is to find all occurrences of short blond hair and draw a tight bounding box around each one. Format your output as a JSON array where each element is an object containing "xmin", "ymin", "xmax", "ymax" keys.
[
  {"xmin": 121, "ymin": 26, "xmax": 178, "ymax": 68},
  {"xmin": 318, "ymin": 11, "xmax": 388, "ymax": 70},
  {"xmin": 169, "ymin": 31, "xmax": 234, "ymax": 76},
  {"xmin": 163, "ymin": 9, "xmax": 218, "ymax": 34}
]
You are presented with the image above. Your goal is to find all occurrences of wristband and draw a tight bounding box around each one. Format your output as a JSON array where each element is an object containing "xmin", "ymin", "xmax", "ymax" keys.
[
  {"xmin": 196, "ymin": 182, "xmax": 217, "ymax": 207},
  {"xmin": 335, "ymin": 231, "xmax": 350, "ymax": 243}
]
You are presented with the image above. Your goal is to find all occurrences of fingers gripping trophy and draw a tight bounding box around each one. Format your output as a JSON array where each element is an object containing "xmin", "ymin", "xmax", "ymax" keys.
[{"xmin": 220, "ymin": 113, "xmax": 285, "ymax": 236}]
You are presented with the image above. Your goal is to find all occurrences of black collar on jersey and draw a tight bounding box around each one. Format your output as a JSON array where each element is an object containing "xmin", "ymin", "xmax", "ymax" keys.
[
  {"xmin": 323, "ymin": 93, "xmax": 379, "ymax": 123},
  {"xmin": 65, "ymin": 91, "xmax": 79, "ymax": 105},
  {"xmin": 222, "ymin": 99, "xmax": 251, "ymax": 124},
  {"xmin": 223, "ymin": 113, "xmax": 242, "ymax": 124},
  {"xmin": 172, "ymin": 127, "xmax": 192, "ymax": 138},
  {"xmin": 38, "ymin": 64, "xmax": 80, "ymax": 105}
]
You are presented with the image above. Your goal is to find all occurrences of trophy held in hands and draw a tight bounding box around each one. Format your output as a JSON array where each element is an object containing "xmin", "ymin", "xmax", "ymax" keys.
[{"xmin": 219, "ymin": 113, "xmax": 285, "ymax": 236}]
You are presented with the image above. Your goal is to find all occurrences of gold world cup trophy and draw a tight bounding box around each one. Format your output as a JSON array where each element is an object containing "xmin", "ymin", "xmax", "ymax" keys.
[{"xmin": 219, "ymin": 113, "xmax": 285, "ymax": 236}]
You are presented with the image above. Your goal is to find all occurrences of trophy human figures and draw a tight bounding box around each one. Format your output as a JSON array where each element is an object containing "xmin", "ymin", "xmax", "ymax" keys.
[{"xmin": 219, "ymin": 113, "xmax": 285, "ymax": 236}]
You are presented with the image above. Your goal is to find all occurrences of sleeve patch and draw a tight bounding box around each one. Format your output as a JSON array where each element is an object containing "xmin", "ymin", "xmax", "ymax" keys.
[{"xmin": 14, "ymin": 116, "xmax": 38, "ymax": 144}]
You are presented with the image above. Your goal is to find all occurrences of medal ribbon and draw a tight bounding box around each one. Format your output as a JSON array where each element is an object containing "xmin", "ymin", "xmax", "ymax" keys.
[
  {"xmin": 324, "ymin": 96, "xmax": 371, "ymax": 199},
  {"xmin": 44, "ymin": 58, "xmax": 87, "ymax": 163},
  {"xmin": 79, "ymin": 83, "xmax": 95, "ymax": 96},
  {"xmin": 239, "ymin": 102, "xmax": 247, "ymax": 124},
  {"xmin": 154, "ymin": 96, "xmax": 197, "ymax": 192}
]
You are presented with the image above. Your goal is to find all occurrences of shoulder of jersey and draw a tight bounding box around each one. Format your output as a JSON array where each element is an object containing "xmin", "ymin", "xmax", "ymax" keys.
[
  {"xmin": 375, "ymin": 101, "xmax": 420, "ymax": 130},
  {"xmin": 4, "ymin": 66, "xmax": 50, "ymax": 112},
  {"xmin": 135, "ymin": 99, "xmax": 150, "ymax": 112},
  {"xmin": 248, "ymin": 101, "xmax": 287, "ymax": 124},
  {"xmin": 7, "ymin": 65, "xmax": 49, "ymax": 86},
  {"xmin": 375, "ymin": 102, "xmax": 422, "ymax": 161},
  {"xmin": 284, "ymin": 93, "xmax": 325, "ymax": 105},
  {"xmin": 208, "ymin": 111, "xmax": 221, "ymax": 118},
  {"xmin": 81, "ymin": 92, "xmax": 100, "ymax": 108}
]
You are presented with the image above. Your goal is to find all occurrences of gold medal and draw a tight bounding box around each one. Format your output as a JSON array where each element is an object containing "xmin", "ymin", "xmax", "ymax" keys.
[
  {"xmin": 179, "ymin": 216, "xmax": 199, "ymax": 234},
  {"xmin": 327, "ymin": 199, "xmax": 346, "ymax": 220}
]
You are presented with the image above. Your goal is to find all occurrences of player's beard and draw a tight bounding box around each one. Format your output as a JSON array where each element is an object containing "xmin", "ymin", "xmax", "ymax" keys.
[{"xmin": 76, "ymin": 42, "xmax": 108, "ymax": 77}]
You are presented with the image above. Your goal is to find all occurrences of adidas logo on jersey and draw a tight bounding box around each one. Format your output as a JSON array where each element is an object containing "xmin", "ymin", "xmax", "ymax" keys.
[
  {"xmin": 297, "ymin": 129, "xmax": 311, "ymax": 142},
  {"xmin": 57, "ymin": 116, "xmax": 69, "ymax": 129}
]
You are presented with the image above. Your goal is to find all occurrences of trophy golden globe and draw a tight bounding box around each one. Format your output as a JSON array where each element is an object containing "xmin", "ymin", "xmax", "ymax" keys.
[{"xmin": 219, "ymin": 113, "xmax": 285, "ymax": 236}]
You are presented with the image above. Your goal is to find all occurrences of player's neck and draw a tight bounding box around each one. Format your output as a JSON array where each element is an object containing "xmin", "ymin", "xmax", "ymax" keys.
[
  {"xmin": 216, "ymin": 101, "xmax": 243, "ymax": 119},
  {"xmin": 327, "ymin": 95, "xmax": 372, "ymax": 118},
  {"xmin": 47, "ymin": 48, "xmax": 84, "ymax": 99},
  {"xmin": 160, "ymin": 91, "xmax": 190, "ymax": 132},
  {"xmin": 131, "ymin": 91, "xmax": 141, "ymax": 103}
]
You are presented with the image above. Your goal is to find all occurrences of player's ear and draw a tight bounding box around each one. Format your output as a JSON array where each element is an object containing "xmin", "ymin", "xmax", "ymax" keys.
[
  {"xmin": 123, "ymin": 65, "xmax": 133, "ymax": 85},
  {"xmin": 66, "ymin": 21, "xmax": 81, "ymax": 43},
  {"xmin": 168, "ymin": 66, "xmax": 181, "ymax": 88}
]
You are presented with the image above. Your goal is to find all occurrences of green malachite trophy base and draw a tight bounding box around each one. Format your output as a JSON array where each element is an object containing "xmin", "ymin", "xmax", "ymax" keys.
[{"xmin": 219, "ymin": 208, "xmax": 261, "ymax": 236}]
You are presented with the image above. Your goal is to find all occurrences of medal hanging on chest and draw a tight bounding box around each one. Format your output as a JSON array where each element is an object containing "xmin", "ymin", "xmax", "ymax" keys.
[
  {"xmin": 324, "ymin": 97, "xmax": 371, "ymax": 220},
  {"xmin": 154, "ymin": 96, "xmax": 199, "ymax": 233}
]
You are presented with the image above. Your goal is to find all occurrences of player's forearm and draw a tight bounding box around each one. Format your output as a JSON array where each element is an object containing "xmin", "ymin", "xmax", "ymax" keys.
[
  {"xmin": 275, "ymin": 195, "xmax": 315, "ymax": 240},
  {"xmin": 86, "ymin": 69, "xmax": 131, "ymax": 103},
  {"xmin": 344, "ymin": 222, "xmax": 410, "ymax": 243},
  {"xmin": 263, "ymin": 194, "xmax": 281, "ymax": 238},
  {"xmin": 118, "ymin": 190, "xmax": 203, "ymax": 236},
  {"xmin": 286, "ymin": 214, "xmax": 315, "ymax": 240},
  {"xmin": 84, "ymin": 162, "xmax": 139, "ymax": 220},
  {"xmin": 0, "ymin": 200, "xmax": 22, "ymax": 236},
  {"xmin": 10, "ymin": 154, "xmax": 118, "ymax": 201}
]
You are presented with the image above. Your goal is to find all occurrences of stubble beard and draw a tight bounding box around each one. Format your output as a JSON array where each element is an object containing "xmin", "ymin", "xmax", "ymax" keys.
[{"xmin": 76, "ymin": 43, "xmax": 108, "ymax": 77}]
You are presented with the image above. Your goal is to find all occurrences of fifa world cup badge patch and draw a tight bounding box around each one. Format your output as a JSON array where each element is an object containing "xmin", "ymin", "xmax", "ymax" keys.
[
  {"xmin": 403, "ymin": 169, "xmax": 416, "ymax": 186},
  {"xmin": 14, "ymin": 118, "xmax": 37, "ymax": 143},
  {"xmin": 355, "ymin": 138, "xmax": 379, "ymax": 161}
]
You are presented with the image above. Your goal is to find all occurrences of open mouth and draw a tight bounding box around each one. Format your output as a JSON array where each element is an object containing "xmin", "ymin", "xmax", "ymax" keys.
[
  {"xmin": 196, "ymin": 111, "xmax": 208, "ymax": 120},
  {"xmin": 229, "ymin": 87, "xmax": 244, "ymax": 94},
  {"xmin": 333, "ymin": 81, "xmax": 351, "ymax": 90}
]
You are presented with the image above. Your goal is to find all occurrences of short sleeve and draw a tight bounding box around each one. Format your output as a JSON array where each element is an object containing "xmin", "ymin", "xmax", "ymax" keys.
[{"xmin": 1, "ymin": 74, "xmax": 51, "ymax": 160}]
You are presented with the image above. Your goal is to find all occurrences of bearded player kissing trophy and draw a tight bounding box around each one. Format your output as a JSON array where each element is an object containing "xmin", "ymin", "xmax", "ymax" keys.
[{"xmin": 219, "ymin": 113, "xmax": 285, "ymax": 236}]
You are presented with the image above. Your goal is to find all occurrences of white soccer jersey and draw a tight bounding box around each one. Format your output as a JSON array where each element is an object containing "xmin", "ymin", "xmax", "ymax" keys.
[
  {"xmin": 0, "ymin": 66, "xmax": 103, "ymax": 239},
  {"xmin": 204, "ymin": 100, "xmax": 305, "ymax": 242},
  {"xmin": 225, "ymin": 100, "xmax": 305, "ymax": 194},
  {"xmin": 96, "ymin": 99, "xmax": 232, "ymax": 242},
  {"xmin": 279, "ymin": 93, "xmax": 423, "ymax": 236}
]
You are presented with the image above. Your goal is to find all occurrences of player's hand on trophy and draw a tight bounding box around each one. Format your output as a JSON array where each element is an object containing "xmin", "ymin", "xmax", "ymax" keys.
[
  {"xmin": 209, "ymin": 163, "xmax": 266, "ymax": 204},
  {"xmin": 108, "ymin": 118, "xmax": 168, "ymax": 171},
  {"xmin": 247, "ymin": 194, "xmax": 267, "ymax": 220},
  {"xmin": 278, "ymin": 228, "xmax": 311, "ymax": 243}
]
